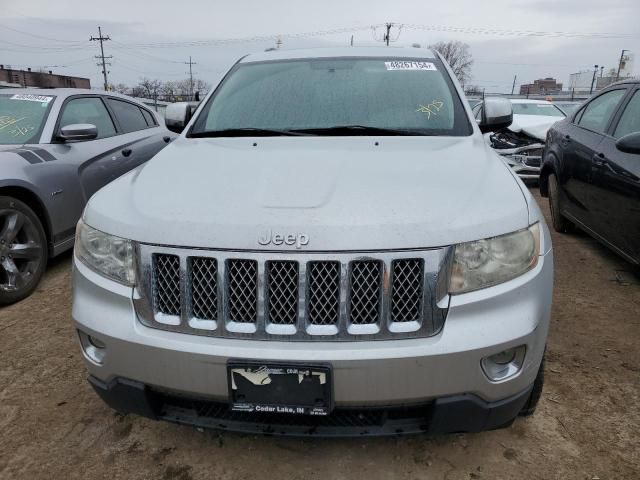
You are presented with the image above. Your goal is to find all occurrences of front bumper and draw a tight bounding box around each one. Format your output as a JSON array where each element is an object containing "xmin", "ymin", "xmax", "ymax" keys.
[
  {"xmin": 72, "ymin": 247, "xmax": 553, "ymax": 432},
  {"xmin": 89, "ymin": 375, "xmax": 534, "ymax": 436},
  {"xmin": 499, "ymin": 145, "xmax": 544, "ymax": 180}
]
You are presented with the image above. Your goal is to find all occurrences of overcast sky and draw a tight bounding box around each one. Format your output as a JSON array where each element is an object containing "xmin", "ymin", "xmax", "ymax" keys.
[{"xmin": 1, "ymin": 0, "xmax": 638, "ymax": 93}]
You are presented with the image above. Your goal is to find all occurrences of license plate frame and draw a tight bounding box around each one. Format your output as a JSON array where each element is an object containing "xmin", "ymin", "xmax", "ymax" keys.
[{"xmin": 227, "ymin": 361, "xmax": 333, "ymax": 416}]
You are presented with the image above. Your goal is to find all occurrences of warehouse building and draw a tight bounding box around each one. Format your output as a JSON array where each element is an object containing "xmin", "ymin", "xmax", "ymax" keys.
[{"xmin": 0, "ymin": 65, "xmax": 90, "ymax": 89}]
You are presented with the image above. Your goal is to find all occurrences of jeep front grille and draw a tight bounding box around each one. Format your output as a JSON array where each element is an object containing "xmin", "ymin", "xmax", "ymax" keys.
[
  {"xmin": 190, "ymin": 257, "xmax": 218, "ymax": 321},
  {"xmin": 307, "ymin": 261, "xmax": 341, "ymax": 326},
  {"xmin": 349, "ymin": 260, "xmax": 382, "ymax": 325},
  {"xmin": 227, "ymin": 259, "xmax": 258, "ymax": 323},
  {"xmin": 137, "ymin": 247, "xmax": 451, "ymax": 341},
  {"xmin": 390, "ymin": 259, "xmax": 424, "ymax": 322},
  {"xmin": 153, "ymin": 254, "xmax": 181, "ymax": 317},
  {"xmin": 266, "ymin": 261, "xmax": 299, "ymax": 325}
]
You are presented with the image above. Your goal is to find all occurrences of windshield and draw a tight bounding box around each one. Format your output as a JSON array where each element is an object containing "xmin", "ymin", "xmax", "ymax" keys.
[
  {"xmin": 511, "ymin": 102, "xmax": 565, "ymax": 118},
  {"xmin": 191, "ymin": 57, "xmax": 471, "ymax": 136},
  {"xmin": 0, "ymin": 94, "xmax": 55, "ymax": 144}
]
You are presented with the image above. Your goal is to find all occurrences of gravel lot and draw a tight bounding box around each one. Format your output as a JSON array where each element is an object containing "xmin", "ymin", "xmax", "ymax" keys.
[{"xmin": 0, "ymin": 190, "xmax": 638, "ymax": 480}]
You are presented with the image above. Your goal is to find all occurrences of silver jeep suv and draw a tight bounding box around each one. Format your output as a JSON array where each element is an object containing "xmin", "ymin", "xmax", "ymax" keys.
[{"xmin": 72, "ymin": 47, "xmax": 553, "ymax": 436}]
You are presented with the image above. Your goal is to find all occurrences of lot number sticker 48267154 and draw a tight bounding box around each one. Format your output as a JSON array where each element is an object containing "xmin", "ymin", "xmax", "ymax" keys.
[
  {"xmin": 10, "ymin": 94, "xmax": 53, "ymax": 103},
  {"xmin": 385, "ymin": 61, "xmax": 437, "ymax": 71}
]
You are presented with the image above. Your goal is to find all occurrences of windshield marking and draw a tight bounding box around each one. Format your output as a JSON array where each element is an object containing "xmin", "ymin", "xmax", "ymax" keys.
[
  {"xmin": 416, "ymin": 100, "xmax": 444, "ymax": 120},
  {"xmin": 0, "ymin": 116, "xmax": 27, "ymax": 131}
]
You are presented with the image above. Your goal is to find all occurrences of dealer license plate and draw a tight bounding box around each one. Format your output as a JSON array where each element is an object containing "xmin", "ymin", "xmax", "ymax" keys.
[{"xmin": 227, "ymin": 361, "xmax": 333, "ymax": 416}]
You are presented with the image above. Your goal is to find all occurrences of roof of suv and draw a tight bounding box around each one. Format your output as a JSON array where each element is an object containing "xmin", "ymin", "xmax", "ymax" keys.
[
  {"xmin": 0, "ymin": 88, "xmax": 140, "ymax": 101},
  {"xmin": 241, "ymin": 46, "xmax": 439, "ymax": 63}
]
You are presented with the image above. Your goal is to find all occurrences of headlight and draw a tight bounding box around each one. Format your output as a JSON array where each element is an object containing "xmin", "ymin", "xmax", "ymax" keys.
[
  {"xmin": 450, "ymin": 223, "xmax": 540, "ymax": 294},
  {"xmin": 75, "ymin": 219, "xmax": 135, "ymax": 286}
]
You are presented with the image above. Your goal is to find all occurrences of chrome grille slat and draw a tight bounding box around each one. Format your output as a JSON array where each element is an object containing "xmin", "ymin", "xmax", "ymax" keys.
[
  {"xmin": 190, "ymin": 257, "xmax": 218, "ymax": 320},
  {"xmin": 349, "ymin": 260, "xmax": 382, "ymax": 325},
  {"xmin": 136, "ymin": 246, "xmax": 450, "ymax": 341},
  {"xmin": 390, "ymin": 259, "xmax": 424, "ymax": 322},
  {"xmin": 227, "ymin": 259, "xmax": 258, "ymax": 323},
  {"xmin": 266, "ymin": 261, "xmax": 299, "ymax": 325},
  {"xmin": 307, "ymin": 261, "xmax": 341, "ymax": 325},
  {"xmin": 153, "ymin": 254, "xmax": 181, "ymax": 316}
]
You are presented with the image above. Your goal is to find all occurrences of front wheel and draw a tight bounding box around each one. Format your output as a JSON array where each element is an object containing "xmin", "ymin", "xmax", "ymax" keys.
[
  {"xmin": 0, "ymin": 196, "xmax": 48, "ymax": 306},
  {"xmin": 548, "ymin": 174, "xmax": 573, "ymax": 233}
]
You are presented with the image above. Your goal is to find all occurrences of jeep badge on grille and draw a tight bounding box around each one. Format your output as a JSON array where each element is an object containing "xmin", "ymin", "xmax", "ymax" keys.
[{"xmin": 258, "ymin": 230, "xmax": 310, "ymax": 249}]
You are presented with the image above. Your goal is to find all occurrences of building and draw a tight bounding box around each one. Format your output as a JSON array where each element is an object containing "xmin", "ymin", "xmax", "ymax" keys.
[
  {"xmin": 519, "ymin": 78, "xmax": 563, "ymax": 95},
  {"xmin": 0, "ymin": 65, "xmax": 90, "ymax": 89},
  {"xmin": 568, "ymin": 71, "xmax": 595, "ymax": 93}
]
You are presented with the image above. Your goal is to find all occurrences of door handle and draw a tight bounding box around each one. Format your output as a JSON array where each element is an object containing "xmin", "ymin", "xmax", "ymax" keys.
[
  {"xmin": 121, "ymin": 148, "xmax": 133, "ymax": 157},
  {"xmin": 163, "ymin": 136, "xmax": 171, "ymax": 143},
  {"xmin": 592, "ymin": 152, "xmax": 606, "ymax": 167}
]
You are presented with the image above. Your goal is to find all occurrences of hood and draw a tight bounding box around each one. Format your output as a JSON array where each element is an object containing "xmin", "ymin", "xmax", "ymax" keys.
[
  {"xmin": 85, "ymin": 136, "xmax": 530, "ymax": 251},
  {"xmin": 508, "ymin": 114, "xmax": 560, "ymax": 141},
  {"xmin": 0, "ymin": 144, "xmax": 22, "ymax": 152}
]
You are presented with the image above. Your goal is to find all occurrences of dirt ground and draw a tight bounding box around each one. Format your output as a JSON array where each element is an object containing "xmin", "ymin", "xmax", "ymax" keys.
[{"xmin": 0, "ymin": 190, "xmax": 638, "ymax": 480}]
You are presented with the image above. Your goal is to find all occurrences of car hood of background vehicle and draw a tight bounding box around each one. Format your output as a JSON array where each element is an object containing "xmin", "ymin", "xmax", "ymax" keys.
[
  {"xmin": 85, "ymin": 136, "xmax": 530, "ymax": 251},
  {"xmin": 508, "ymin": 115, "xmax": 561, "ymax": 141}
]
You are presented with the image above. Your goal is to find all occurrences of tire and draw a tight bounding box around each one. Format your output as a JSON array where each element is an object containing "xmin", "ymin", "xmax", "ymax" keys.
[
  {"xmin": 548, "ymin": 173, "xmax": 573, "ymax": 233},
  {"xmin": 0, "ymin": 196, "xmax": 48, "ymax": 306},
  {"xmin": 519, "ymin": 356, "xmax": 545, "ymax": 417}
]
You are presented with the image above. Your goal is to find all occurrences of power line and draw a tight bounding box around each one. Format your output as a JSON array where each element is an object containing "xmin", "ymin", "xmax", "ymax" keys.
[
  {"xmin": 110, "ymin": 41, "xmax": 182, "ymax": 63},
  {"xmin": 0, "ymin": 22, "xmax": 87, "ymax": 44},
  {"xmin": 114, "ymin": 25, "xmax": 379, "ymax": 49},
  {"xmin": 403, "ymin": 24, "xmax": 638, "ymax": 39},
  {"xmin": 90, "ymin": 26, "xmax": 111, "ymax": 91}
]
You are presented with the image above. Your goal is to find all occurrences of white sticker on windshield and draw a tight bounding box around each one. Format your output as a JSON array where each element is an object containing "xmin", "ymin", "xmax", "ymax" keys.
[
  {"xmin": 385, "ymin": 61, "xmax": 437, "ymax": 71},
  {"xmin": 10, "ymin": 94, "xmax": 53, "ymax": 103}
]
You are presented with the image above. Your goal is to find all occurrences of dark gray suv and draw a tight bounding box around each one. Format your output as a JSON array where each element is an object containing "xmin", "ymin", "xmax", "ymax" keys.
[{"xmin": 0, "ymin": 89, "xmax": 176, "ymax": 305}]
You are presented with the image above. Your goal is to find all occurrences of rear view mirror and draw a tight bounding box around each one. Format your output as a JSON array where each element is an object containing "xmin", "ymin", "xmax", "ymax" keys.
[
  {"xmin": 165, "ymin": 102, "xmax": 192, "ymax": 134},
  {"xmin": 615, "ymin": 132, "xmax": 640, "ymax": 154},
  {"xmin": 59, "ymin": 124, "xmax": 98, "ymax": 141},
  {"xmin": 479, "ymin": 97, "xmax": 513, "ymax": 133}
]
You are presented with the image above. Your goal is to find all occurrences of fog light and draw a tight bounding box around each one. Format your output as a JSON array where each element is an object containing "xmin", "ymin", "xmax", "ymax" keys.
[
  {"xmin": 78, "ymin": 330, "xmax": 106, "ymax": 364},
  {"xmin": 481, "ymin": 345, "xmax": 526, "ymax": 381}
]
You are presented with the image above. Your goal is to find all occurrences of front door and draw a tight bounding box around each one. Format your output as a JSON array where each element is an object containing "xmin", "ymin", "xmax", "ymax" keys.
[
  {"xmin": 561, "ymin": 88, "xmax": 627, "ymax": 226},
  {"xmin": 590, "ymin": 88, "xmax": 640, "ymax": 262}
]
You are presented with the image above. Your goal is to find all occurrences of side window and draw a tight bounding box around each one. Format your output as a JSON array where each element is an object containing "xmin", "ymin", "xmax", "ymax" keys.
[
  {"xmin": 614, "ymin": 90, "xmax": 640, "ymax": 138},
  {"xmin": 58, "ymin": 97, "xmax": 116, "ymax": 139},
  {"xmin": 106, "ymin": 98, "xmax": 148, "ymax": 133},
  {"xmin": 577, "ymin": 89, "xmax": 626, "ymax": 134},
  {"xmin": 141, "ymin": 108, "xmax": 157, "ymax": 127}
]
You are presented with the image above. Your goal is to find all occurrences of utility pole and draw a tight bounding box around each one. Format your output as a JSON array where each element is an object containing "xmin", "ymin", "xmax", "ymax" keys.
[
  {"xmin": 90, "ymin": 26, "xmax": 111, "ymax": 91},
  {"xmin": 590, "ymin": 64, "xmax": 599, "ymax": 94},
  {"xmin": 350, "ymin": 35, "xmax": 354, "ymax": 47},
  {"xmin": 615, "ymin": 49, "xmax": 629, "ymax": 81},
  {"xmin": 184, "ymin": 56, "xmax": 197, "ymax": 100},
  {"xmin": 511, "ymin": 75, "xmax": 517, "ymax": 95},
  {"xmin": 384, "ymin": 23, "xmax": 393, "ymax": 46}
]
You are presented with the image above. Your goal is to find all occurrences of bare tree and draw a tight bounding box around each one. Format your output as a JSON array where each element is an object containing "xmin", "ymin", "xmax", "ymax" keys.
[
  {"xmin": 428, "ymin": 41, "xmax": 474, "ymax": 85},
  {"xmin": 137, "ymin": 78, "xmax": 162, "ymax": 99},
  {"xmin": 112, "ymin": 83, "xmax": 129, "ymax": 95}
]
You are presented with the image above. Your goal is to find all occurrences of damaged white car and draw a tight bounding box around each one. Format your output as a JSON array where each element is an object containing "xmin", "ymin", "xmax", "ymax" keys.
[{"xmin": 473, "ymin": 99, "xmax": 565, "ymax": 180}]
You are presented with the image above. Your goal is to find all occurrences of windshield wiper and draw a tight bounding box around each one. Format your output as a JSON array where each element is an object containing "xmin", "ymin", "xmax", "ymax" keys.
[
  {"xmin": 189, "ymin": 128, "xmax": 309, "ymax": 138},
  {"xmin": 290, "ymin": 125, "xmax": 422, "ymax": 136}
]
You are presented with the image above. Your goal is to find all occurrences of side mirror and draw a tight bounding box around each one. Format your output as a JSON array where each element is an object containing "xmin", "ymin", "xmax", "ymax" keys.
[
  {"xmin": 59, "ymin": 124, "xmax": 98, "ymax": 141},
  {"xmin": 479, "ymin": 97, "xmax": 513, "ymax": 133},
  {"xmin": 165, "ymin": 102, "xmax": 192, "ymax": 134},
  {"xmin": 615, "ymin": 132, "xmax": 640, "ymax": 154}
]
